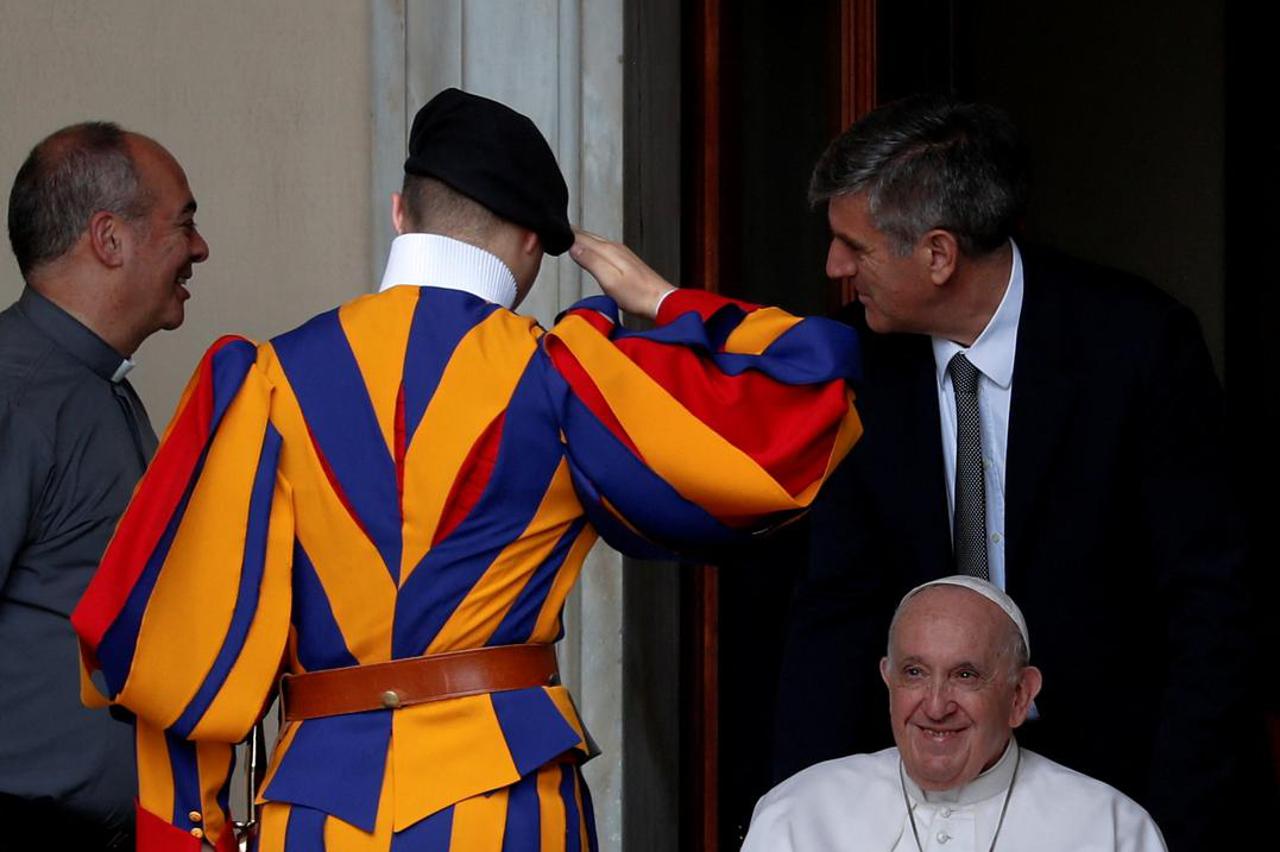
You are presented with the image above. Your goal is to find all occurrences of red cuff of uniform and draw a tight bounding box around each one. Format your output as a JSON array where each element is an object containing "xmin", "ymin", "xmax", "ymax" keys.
[
  {"xmin": 136, "ymin": 801, "xmax": 201, "ymax": 851},
  {"xmin": 215, "ymin": 829, "xmax": 238, "ymax": 852},
  {"xmin": 655, "ymin": 289, "xmax": 760, "ymax": 325},
  {"xmin": 136, "ymin": 800, "xmax": 236, "ymax": 850}
]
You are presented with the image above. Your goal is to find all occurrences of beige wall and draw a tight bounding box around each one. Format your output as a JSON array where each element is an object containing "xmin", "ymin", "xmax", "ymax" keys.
[{"xmin": 0, "ymin": 0, "xmax": 372, "ymax": 422}]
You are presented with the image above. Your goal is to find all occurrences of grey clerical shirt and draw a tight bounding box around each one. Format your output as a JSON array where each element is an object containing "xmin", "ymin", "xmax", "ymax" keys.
[{"xmin": 0, "ymin": 286, "xmax": 157, "ymax": 829}]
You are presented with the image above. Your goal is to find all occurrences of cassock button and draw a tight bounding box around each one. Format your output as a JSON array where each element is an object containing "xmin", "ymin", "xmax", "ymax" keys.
[
  {"xmin": 190, "ymin": 827, "xmax": 205, "ymax": 840},
  {"xmin": 940, "ymin": 808, "xmax": 953, "ymax": 818},
  {"xmin": 936, "ymin": 832, "xmax": 950, "ymax": 844},
  {"xmin": 381, "ymin": 689, "xmax": 403, "ymax": 709},
  {"xmin": 189, "ymin": 811, "xmax": 202, "ymax": 823}
]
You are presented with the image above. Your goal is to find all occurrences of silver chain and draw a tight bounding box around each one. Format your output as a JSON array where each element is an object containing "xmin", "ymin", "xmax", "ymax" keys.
[{"xmin": 899, "ymin": 747, "xmax": 1021, "ymax": 852}]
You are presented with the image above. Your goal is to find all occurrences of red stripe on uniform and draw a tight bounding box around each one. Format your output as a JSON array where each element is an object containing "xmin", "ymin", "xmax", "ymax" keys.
[
  {"xmin": 433, "ymin": 410, "xmax": 507, "ymax": 546},
  {"xmin": 395, "ymin": 382, "xmax": 407, "ymax": 507},
  {"xmin": 564, "ymin": 307, "xmax": 614, "ymax": 336},
  {"xmin": 613, "ymin": 337, "xmax": 847, "ymax": 496},
  {"xmin": 544, "ymin": 339, "xmax": 642, "ymax": 458},
  {"xmin": 655, "ymin": 289, "xmax": 759, "ymax": 324},
  {"xmin": 134, "ymin": 801, "xmax": 203, "ymax": 851},
  {"xmin": 72, "ymin": 337, "xmax": 241, "ymax": 652}
]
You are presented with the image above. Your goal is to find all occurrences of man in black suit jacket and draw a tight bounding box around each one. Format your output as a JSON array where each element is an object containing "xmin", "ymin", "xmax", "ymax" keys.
[{"xmin": 773, "ymin": 96, "xmax": 1263, "ymax": 850}]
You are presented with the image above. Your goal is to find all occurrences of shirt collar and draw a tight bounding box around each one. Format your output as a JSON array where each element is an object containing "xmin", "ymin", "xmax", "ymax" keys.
[
  {"xmin": 904, "ymin": 738, "xmax": 1020, "ymax": 807},
  {"xmin": 378, "ymin": 233, "xmax": 518, "ymax": 309},
  {"xmin": 931, "ymin": 239, "xmax": 1024, "ymax": 390},
  {"xmin": 17, "ymin": 286, "xmax": 134, "ymax": 383}
]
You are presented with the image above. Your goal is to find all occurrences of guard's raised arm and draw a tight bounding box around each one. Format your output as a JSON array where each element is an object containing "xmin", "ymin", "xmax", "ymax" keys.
[{"xmin": 569, "ymin": 229, "xmax": 676, "ymax": 320}]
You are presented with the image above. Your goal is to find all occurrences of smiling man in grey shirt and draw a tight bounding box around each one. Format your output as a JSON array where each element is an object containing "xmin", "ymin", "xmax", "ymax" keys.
[{"xmin": 0, "ymin": 121, "xmax": 209, "ymax": 849}]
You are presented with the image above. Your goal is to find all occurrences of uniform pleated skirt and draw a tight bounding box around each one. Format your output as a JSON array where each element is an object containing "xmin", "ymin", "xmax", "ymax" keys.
[{"xmin": 252, "ymin": 762, "xmax": 598, "ymax": 851}]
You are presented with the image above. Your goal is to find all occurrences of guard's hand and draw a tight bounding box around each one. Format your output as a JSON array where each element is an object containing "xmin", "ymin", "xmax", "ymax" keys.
[{"xmin": 569, "ymin": 229, "xmax": 676, "ymax": 320}]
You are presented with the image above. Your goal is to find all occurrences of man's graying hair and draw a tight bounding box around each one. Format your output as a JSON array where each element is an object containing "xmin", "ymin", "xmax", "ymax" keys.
[
  {"xmin": 810, "ymin": 95, "xmax": 1027, "ymax": 257},
  {"xmin": 7, "ymin": 121, "xmax": 149, "ymax": 278}
]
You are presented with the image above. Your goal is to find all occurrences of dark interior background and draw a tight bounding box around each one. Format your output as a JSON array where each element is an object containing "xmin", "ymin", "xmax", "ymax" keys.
[{"xmin": 707, "ymin": 1, "xmax": 1277, "ymax": 847}]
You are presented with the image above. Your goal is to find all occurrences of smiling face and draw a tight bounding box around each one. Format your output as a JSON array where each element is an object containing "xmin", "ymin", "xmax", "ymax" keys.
[
  {"xmin": 117, "ymin": 135, "xmax": 209, "ymax": 348},
  {"xmin": 880, "ymin": 585, "xmax": 1040, "ymax": 792},
  {"xmin": 825, "ymin": 192, "xmax": 941, "ymax": 335}
]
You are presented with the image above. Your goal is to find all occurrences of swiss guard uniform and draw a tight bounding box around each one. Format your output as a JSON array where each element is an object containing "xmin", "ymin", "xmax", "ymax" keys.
[{"xmin": 72, "ymin": 90, "xmax": 863, "ymax": 851}]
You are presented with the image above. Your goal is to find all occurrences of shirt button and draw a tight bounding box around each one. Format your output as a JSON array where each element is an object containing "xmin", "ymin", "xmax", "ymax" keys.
[
  {"xmin": 190, "ymin": 827, "xmax": 204, "ymax": 840},
  {"xmin": 189, "ymin": 811, "xmax": 202, "ymax": 823},
  {"xmin": 937, "ymin": 832, "xmax": 951, "ymax": 844},
  {"xmin": 941, "ymin": 807, "xmax": 953, "ymax": 818},
  {"xmin": 991, "ymin": 532, "xmax": 1002, "ymax": 543}
]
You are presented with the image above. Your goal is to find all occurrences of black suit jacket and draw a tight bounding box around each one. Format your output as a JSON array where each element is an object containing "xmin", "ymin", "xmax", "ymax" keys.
[{"xmin": 774, "ymin": 248, "xmax": 1263, "ymax": 851}]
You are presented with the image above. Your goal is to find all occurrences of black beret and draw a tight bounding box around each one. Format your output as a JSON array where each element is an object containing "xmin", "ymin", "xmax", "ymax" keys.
[{"xmin": 405, "ymin": 88, "xmax": 573, "ymax": 256}]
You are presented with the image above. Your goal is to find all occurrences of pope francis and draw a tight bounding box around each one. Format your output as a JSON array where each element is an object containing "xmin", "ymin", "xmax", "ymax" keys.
[{"xmin": 744, "ymin": 576, "xmax": 1166, "ymax": 852}]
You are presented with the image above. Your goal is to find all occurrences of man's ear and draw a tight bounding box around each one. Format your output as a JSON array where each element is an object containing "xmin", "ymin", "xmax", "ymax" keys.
[
  {"xmin": 88, "ymin": 211, "xmax": 126, "ymax": 269},
  {"xmin": 879, "ymin": 656, "xmax": 892, "ymax": 689},
  {"xmin": 521, "ymin": 229, "xmax": 541, "ymax": 257},
  {"xmin": 391, "ymin": 192, "xmax": 406, "ymax": 235},
  {"xmin": 1008, "ymin": 665, "xmax": 1043, "ymax": 728},
  {"xmin": 921, "ymin": 229, "xmax": 959, "ymax": 286}
]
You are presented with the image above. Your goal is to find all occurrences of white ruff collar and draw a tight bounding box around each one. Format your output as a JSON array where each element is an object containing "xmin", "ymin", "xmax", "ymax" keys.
[{"xmin": 378, "ymin": 233, "xmax": 517, "ymax": 309}]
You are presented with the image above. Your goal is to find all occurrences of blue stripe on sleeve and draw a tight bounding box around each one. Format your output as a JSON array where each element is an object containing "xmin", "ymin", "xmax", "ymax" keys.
[
  {"xmin": 170, "ymin": 423, "xmax": 283, "ymax": 737},
  {"xmin": 555, "ymin": 383, "xmax": 739, "ymax": 553},
  {"xmin": 96, "ymin": 344, "xmax": 259, "ymax": 695},
  {"xmin": 166, "ymin": 731, "xmax": 203, "ymax": 827},
  {"xmin": 96, "ymin": 449, "xmax": 207, "ymax": 695}
]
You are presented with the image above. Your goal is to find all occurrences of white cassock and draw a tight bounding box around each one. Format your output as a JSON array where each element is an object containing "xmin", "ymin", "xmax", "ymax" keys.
[{"xmin": 743, "ymin": 740, "xmax": 1166, "ymax": 852}]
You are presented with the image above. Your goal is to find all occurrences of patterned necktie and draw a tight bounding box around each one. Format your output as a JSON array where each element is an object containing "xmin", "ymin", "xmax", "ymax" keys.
[{"xmin": 949, "ymin": 353, "xmax": 988, "ymax": 579}]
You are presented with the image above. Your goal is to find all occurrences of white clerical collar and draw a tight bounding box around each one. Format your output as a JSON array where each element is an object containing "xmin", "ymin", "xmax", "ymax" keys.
[
  {"xmin": 110, "ymin": 358, "xmax": 136, "ymax": 383},
  {"xmin": 931, "ymin": 239, "xmax": 1024, "ymax": 391},
  {"xmin": 378, "ymin": 233, "xmax": 518, "ymax": 309},
  {"xmin": 904, "ymin": 738, "xmax": 1019, "ymax": 807}
]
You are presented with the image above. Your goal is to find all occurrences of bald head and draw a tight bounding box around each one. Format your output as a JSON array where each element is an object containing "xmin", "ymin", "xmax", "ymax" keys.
[{"xmin": 7, "ymin": 121, "xmax": 151, "ymax": 280}]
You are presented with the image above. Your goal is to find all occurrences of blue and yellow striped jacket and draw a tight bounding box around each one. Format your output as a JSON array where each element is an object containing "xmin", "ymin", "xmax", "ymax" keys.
[{"xmin": 73, "ymin": 282, "xmax": 861, "ymax": 849}]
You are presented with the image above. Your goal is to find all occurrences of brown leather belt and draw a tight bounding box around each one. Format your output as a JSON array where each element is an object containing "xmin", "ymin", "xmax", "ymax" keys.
[{"xmin": 280, "ymin": 644, "xmax": 559, "ymax": 722}]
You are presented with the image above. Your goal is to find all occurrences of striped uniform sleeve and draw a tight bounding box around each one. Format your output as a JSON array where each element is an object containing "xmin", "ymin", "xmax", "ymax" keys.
[
  {"xmin": 541, "ymin": 288, "xmax": 862, "ymax": 558},
  {"xmin": 71, "ymin": 336, "xmax": 295, "ymax": 851}
]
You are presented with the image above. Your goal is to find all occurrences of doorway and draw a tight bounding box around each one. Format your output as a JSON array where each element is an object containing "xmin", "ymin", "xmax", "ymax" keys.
[{"xmin": 673, "ymin": 1, "xmax": 1271, "ymax": 848}]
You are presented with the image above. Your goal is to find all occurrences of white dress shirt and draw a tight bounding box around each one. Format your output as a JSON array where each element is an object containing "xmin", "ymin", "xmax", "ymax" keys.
[
  {"xmin": 743, "ymin": 739, "xmax": 1166, "ymax": 852},
  {"xmin": 378, "ymin": 233, "xmax": 518, "ymax": 308},
  {"xmin": 931, "ymin": 240, "xmax": 1024, "ymax": 590}
]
